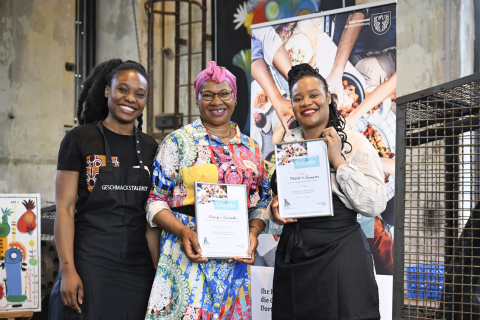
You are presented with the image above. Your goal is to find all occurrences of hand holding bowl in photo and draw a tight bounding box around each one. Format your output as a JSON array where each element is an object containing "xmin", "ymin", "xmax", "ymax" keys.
[
  {"xmin": 335, "ymin": 73, "xmax": 365, "ymax": 118},
  {"xmin": 285, "ymin": 33, "xmax": 314, "ymax": 66}
]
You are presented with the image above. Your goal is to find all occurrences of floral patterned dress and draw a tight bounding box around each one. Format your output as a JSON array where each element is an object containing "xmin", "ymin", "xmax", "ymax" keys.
[{"xmin": 145, "ymin": 118, "xmax": 271, "ymax": 320}]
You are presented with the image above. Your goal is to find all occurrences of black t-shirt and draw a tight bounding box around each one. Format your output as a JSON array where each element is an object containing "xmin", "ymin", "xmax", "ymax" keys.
[{"xmin": 57, "ymin": 122, "xmax": 158, "ymax": 211}]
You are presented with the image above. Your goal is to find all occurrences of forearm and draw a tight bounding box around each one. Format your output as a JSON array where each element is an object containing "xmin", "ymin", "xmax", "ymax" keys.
[
  {"xmin": 380, "ymin": 158, "xmax": 395, "ymax": 176},
  {"xmin": 331, "ymin": 12, "xmax": 365, "ymax": 76},
  {"xmin": 55, "ymin": 209, "xmax": 77, "ymax": 275},
  {"xmin": 249, "ymin": 218, "xmax": 266, "ymax": 236},
  {"xmin": 272, "ymin": 44, "xmax": 292, "ymax": 79},
  {"xmin": 251, "ymin": 59, "xmax": 285, "ymax": 105},
  {"xmin": 145, "ymin": 223, "xmax": 161, "ymax": 268},
  {"xmin": 347, "ymin": 73, "xmax": 397, "ymax": 127},
  {"xmin": 152, "ymin": 209, "xmax": 189, "ymax": 238},
  {"xmin": 330, "ymin": 157, "xmax": 349, "ymax": 171}
]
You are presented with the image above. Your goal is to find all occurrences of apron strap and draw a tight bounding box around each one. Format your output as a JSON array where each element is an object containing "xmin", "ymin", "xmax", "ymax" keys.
[
  {"xmin": 97, "ymin": 121, "xmax": 113, "ymax": 167},
  {"xmin": 97, "ymin": 120, "xmax": 146, "ymax": 170},
  {"xmin": 133, "ymin": 127, "xmax": 146, "ymax": 170}
]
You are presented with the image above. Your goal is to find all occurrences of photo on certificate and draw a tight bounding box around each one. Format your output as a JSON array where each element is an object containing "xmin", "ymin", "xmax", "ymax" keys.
[
  {"xmin": 194, "ymin": 182, "xmax": 250, "ymax": 259},
  {"xmin": 276, "ymin": 142, "xmax": 308, "ymax": 166},
  {"xmin": 275, "ymin": 139, "xmax": 334, "ymax": 218},
  {"xmin": 196, "ymin": 184, "xmax": 228, "ymax": 204}
]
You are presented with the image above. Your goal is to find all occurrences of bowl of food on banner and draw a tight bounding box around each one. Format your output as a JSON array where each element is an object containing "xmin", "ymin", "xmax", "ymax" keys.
[{"xmin": 336, "ymin": 72, "xmax": 365, "ymax": 118}]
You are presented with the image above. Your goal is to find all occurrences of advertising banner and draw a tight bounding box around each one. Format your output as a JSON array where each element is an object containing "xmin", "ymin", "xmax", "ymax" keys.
[
  {"xmin": 250, "ymin": 1, "xmax": 396, "ymax": 319},
  {"xmin": 215, "ymin": 0, "xmax": 354, "ymax": 135}
]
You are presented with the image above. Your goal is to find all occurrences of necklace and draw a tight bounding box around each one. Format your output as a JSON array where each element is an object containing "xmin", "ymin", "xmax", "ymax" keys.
[{"xmin": 212, "ymin": 127, "xmax": 234, "ymax": 139}]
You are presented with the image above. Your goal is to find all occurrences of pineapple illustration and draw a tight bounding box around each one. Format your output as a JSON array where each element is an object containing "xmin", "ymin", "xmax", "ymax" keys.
[{"xmin": 17, "ymin": 200, "xmax": 37, "ymax": 235}]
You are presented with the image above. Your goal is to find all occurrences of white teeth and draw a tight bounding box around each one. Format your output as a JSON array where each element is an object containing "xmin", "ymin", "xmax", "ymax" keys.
[
  {"xmin": 303, "ymin": 109, "xmax": 316, "ymax": 115},
  {"xmin": 211, "ymin": 109, "xmax": 225, "ymax": 114},
  {"xmin": 120, "ymin": 105, "xmax": 135, "ymax": 112}
]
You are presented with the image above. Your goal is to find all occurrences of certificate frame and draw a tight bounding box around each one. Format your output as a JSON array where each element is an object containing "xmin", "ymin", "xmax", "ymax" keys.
[
  {"xmin": 194, "ymin": 182, "xmax": 251, "ymax": 259},
  {"xmin": 275, "ymin": 138, "xmax": 334, "ymax": 218}
]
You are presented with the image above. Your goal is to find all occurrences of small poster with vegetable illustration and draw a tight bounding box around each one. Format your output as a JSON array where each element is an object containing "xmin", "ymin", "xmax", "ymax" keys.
[{"xmin": 0, "ymin": 194, "xmax": 41, "ymax": 312}]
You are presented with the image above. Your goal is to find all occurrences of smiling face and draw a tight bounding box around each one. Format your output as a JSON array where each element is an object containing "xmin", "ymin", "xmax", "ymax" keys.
[
  {"xmin": 197, "ymin": 80, "xmax": 235, "ymax": 127},
  {"xmin": 104, "ymin": 69, "xmax": 148, "ymax": 125},
  {"xmin": 291, "ymin": 76, "xmax": 331, "ymax": 131}
]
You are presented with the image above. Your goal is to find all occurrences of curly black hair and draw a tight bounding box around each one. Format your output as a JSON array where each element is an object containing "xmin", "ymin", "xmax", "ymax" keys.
[
  {"xmin": 77, "ymin": 59, "xmax": 148, "ymax": 130},
  {"xmin": 287, "ymin": 63, "xmax": 352, "ymax": 154}
]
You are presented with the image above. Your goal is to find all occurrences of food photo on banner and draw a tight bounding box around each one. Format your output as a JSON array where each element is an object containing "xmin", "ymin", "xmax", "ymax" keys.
[
  {"xmin": 249, "ymin": 4, "xmax": 397, "ymax": 317},
  {"xmin": 214, "ymin": 0, "xmax": 354, "ymax": 135}
]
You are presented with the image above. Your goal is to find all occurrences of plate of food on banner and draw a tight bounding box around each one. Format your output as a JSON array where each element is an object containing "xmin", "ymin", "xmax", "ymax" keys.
[
  {"xmin": 285, "ymin": 33, "xmax": 314, "ymax": 65},
  {"xmin": 361, "ymin": 85, "xmax": 392, "ymax": 125},
  {"xmin": 251, "ymin": 80, "xmax": 272, "ymax": 114},
  {"xmin": 359, "ymin": 124, "xmax": 395, "ymax": 183}
]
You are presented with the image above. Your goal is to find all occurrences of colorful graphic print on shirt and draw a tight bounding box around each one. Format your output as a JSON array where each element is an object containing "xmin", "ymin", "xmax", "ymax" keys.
[
  {"xmin": 146, "ymin": 118, "xmax": 271, "ymax": 213},
  {"xmin": 86, "ymin": 155, "xmax": 120, "ymax": 192}
]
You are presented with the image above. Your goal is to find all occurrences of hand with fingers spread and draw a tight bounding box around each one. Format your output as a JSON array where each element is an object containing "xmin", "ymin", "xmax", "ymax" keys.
[
  {"xmin": 271, "ymin": 196, "xmax": 297, "ymax": 225},
  {"xmin": 322, "ymin": 127, "xmax": 348, "ymax": 170},
  {"xmin": 180, "ymin": 227, "xmax": 208, "ymax": 263},
  {"xmin": 60, "ymin": 270, "xmax": 84, "ymax": 313}
]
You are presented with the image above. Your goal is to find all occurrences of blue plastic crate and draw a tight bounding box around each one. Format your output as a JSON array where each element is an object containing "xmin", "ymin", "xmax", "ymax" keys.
[{"xmin": 406, "ymin": 263, "xmax": 444, "ymax": 300}]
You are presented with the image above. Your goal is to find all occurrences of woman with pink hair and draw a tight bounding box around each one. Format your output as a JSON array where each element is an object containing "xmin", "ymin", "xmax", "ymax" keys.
[{"xmin": 144, "ymin": 61, "xmax": 270, "ymax": 319}]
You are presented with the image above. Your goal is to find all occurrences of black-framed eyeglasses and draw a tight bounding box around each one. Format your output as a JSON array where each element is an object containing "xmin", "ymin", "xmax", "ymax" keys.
[{"xmin": 200, "ymin": 90, "xmax": 233, "ymax": 102}]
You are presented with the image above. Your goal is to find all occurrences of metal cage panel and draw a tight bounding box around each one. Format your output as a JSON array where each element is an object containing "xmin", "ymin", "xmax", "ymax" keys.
[{"xmin": 395, "ymin": 74, "xmax": 480, "ymax": 320}]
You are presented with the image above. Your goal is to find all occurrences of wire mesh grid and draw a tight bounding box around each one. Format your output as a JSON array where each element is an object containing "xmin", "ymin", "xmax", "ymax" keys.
[{"xmin": 399, "ymin": 77, "xmax": 480, "ymax": 320}]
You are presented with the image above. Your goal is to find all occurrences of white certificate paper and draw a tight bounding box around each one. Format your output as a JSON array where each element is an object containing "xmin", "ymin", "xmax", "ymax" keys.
[
  {"xmin": 194, "ymin": 182, "xmax": 251, "ymax": 258},
  {"xmin": 275, "ymin": 139, "xmax": 334, "ymax": 218}
]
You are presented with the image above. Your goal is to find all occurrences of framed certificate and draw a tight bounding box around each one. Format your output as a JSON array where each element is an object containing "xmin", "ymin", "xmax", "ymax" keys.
[
  {"xmin": 275, "ymin": 139, "xmax": 334, "ymax": 218},
  {"xmin": 194, "ymin": 182, "xmax": 251, "ymax": 259}
]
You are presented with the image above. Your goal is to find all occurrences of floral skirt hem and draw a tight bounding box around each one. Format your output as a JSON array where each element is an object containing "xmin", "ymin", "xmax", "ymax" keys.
[{"xmin": 144, "ymin": 211, "xmax": 252, "ymax": 320}]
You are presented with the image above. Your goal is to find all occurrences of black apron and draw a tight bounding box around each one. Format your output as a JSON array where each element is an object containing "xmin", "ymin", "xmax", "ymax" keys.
[
  {"xmin": 272, "ymin": 194, "xmax": 380, "ymax": 320},
  {"xmin": 49, "ymin": 121, "xmax": 155, "ymax": 320}
]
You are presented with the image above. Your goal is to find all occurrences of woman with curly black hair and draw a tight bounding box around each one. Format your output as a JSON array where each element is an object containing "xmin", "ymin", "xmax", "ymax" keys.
[
  {"xmin": 50, "ymin": 59, "xmax": 159, "ymax": 319},
  {"xmin": 270, "ymin": 64, "xmax": 387, "ymax": 319}
]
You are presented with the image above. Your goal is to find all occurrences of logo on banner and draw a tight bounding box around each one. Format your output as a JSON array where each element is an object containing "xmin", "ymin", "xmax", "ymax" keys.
[{"xmin": 371, "ymin": 11, "xmax": 391, "ymax": 35}]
